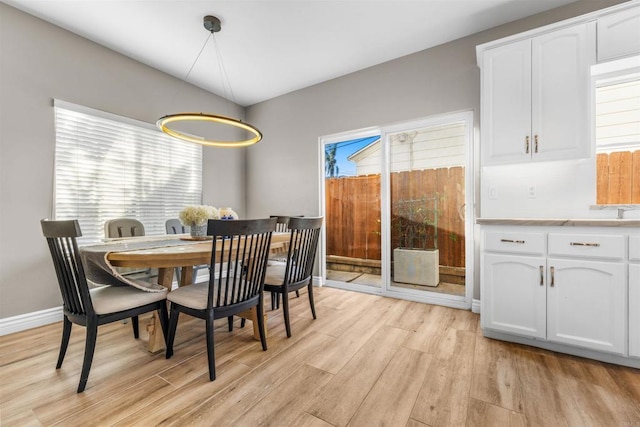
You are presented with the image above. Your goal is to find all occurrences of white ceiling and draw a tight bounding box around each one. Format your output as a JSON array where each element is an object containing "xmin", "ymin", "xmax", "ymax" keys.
[{"xmin": 4, "ymin": 0, "xmax": 578, "ymax": 106}]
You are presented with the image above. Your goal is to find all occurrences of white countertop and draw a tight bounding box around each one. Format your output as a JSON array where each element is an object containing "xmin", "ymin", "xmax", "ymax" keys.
[{"xmin": 476, "ymin": 218, "xmax": 640, "ymax": 227}]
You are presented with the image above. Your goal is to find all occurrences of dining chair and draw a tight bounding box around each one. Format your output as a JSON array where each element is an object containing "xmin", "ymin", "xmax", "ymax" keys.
[
  {"xmin": 165, "ymin": 217, "xmax": 276, "ymax": 381},
  {"xmin": 165, "ymin": 218, "xmax": 207, "ymax": 284},
  {"xmin": 263, "ymin": 216, "xmax": 323, "ymax": 337},
  {"xmin": 41, "ymin": 219, "xmax": 169, "ymax": 393},
  {"xmin": 104, "ymin": 217, "xmax": 145, "ymax": 238},
  {"xmin": 104, "ymin": 217, "xmax": 156, "ymax": 280}
]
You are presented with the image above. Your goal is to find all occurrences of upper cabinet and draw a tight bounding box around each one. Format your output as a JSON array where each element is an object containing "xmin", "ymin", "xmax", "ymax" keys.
[
  {"xmin": 480, "ymin": 23, "xmax": 595, "ymax": 165},
  {"xmin": 597, "ymin": 5, "xmax": 640, "ymax": 62}
]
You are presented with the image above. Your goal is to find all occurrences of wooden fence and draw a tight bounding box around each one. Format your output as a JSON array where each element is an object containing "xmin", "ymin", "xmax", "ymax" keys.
[
  {"xmin": 325, "ymin": 166, "xmax": 465, "ymax": 268},
  {"xmin": 597, "ymin": 151, "xmax": 640, "ymax": 204}
]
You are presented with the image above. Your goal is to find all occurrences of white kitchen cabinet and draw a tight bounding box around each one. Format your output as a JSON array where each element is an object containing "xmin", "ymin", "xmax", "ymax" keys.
[
  {"xmin": 629, "ymin": 234, "xmax": 640, "ymax": 358},
  {"xmin": 546, "ymin": 258, "xmax": 626, "ymax": 355},
  {"xmin": 630, "ymin": 263, "xmax": 640, "ymax": 358},
  {"xmin": 481, "ymin": 224, "xmax": 637, "ymax": 365},
  {"xmin": 480, "ymin": 23, "xmax": 594, "ymax": 165},
  {"xmin": 597, "ymin": 6, "xmax": 640, "ymax": 62},
  {"xmin": 482, "ymin": 253, "xmax": 546, "ymax": 338}
]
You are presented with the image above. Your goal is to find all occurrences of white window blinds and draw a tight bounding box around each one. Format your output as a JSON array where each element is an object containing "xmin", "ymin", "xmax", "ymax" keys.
[{"xmin": 54, "ymin": 100, "xmax": 202, "ymax": 244}]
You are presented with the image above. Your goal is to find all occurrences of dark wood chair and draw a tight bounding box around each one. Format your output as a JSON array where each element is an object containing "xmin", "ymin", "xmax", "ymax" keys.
[
  {"xmin": 41, "ymin": 219, "xmax": 169, "ymax": 393},
  {"xmin": 165, "ymin": 217, "xmax": 276, "ymax": 381},
  {"xmin": 263, "ymin": 216, "xmax": 323, "ymax": 337},
  {"xmin": 165, "ymin": 218, "xmax": 208, "ymax": 284}
]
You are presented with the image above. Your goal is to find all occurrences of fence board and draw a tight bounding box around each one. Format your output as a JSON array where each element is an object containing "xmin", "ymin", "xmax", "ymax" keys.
[
  {"xmin": 326, "ymin": 166, "xmax": 465, "ymax": 268},
  {"xmin": 596, "ymin": 150, "xmax": 639, "ymax": 204}
]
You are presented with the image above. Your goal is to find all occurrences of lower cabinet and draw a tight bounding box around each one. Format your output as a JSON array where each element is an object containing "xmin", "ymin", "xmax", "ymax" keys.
[
  {"xmin": 482, "ymin": 253, "xmax": 546, "ymax": 339},
  {"xmin": 547, "ymin": 258, "xmax": 626, "ymax": 355},
  {"xmin": 630, "ymin": 263, "xmax": 640, "ymax": 358},
  {"xmin": 481, "ymin": 225, "xmax": 633, "ymax": 360}
]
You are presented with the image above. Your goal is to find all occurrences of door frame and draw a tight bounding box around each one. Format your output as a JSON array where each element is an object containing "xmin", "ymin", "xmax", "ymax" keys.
[{"xmin": 318, "ymin": 111, "xmax": 475, "ymax": 310}]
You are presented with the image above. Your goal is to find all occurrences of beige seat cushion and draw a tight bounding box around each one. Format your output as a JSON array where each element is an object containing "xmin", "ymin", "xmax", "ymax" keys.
[
  {"xmin": 90, "ymin": 285, "xmax": 168, "ymax": 315},
  {"xmin": 167, "ymin": 282, "xmax": 209, "ymax": 310},
  {"xmin": 264, "ymin": 264, "xmax": 286, "ymax": 287}
]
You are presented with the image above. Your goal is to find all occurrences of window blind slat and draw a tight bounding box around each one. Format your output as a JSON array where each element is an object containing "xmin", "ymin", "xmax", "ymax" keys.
[{"xmin": 54, "ymin": 104, "xmax": 203, "ymax": 245}]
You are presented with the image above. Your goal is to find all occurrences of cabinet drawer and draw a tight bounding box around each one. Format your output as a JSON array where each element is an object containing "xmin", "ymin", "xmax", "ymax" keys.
[
  {"xmin": 484, "ymin": 231, "xmax": 545, "ymax": 255},
  {"xmin": 548, "ymin": 233, "xmax": 624, "ymax": 260},
  {"xmin": 630, "ymin": 234, "xmax": 640, "ymax": 261}
]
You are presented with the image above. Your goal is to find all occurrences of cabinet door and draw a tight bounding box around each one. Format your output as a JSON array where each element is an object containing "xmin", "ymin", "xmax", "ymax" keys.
[
  {"xmin": 547, "ymin": 258, "xmax": 625, "ymax": 354},
  {"xmin": 482, "ymin": 253, "xmax": 546, "ymax": 338},
  {"xmin": 532, "ymin": 23, "xmax": 594, "ymax": 162},
  {"xmin": 630, "ymin": 264, "xmax": 640, "ymax": 358},
  {"xmin": 598, "ymin": 6, "xmax": 640, "ymax": 62},
  {"xmin": 482, "ymin": 39, "xmax": 532, "ymax": 165}
]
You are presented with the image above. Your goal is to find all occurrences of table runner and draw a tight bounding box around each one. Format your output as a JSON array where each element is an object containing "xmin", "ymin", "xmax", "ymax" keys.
[{"xmin": 79, "ymin": 237, "xmax": 206, "ymax": 292}]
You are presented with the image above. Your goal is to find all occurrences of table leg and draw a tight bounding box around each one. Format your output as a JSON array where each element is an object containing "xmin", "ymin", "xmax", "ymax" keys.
[
  {"xmin": 238, "ymin": 307, "xmax": 268, "ymax": 341},
  {"xmin": 146, "ymin": 267, "xmax": 173, "ymax": 353}
]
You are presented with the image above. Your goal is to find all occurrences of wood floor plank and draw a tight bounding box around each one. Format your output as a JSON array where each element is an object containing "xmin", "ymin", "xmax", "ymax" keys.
[
  {"xmin": 289, "ymin": 412, "xmax": 335, "ymax": 427},
  {"xmin": 52, "ymin": 375, "xmax": 175, "ymax": 426},
  {"xmin": 346, "ymin": 346, "xmax": 433, "ymax": 427},
  {"xmin": 410, "ymin": 328, "xmax": 476, "ymax": 426},
  {"xmin": 307, "ymin": 297, "xmax": 401, "ymax": 374},
  {"xmin": 230, "ymin": 364, "xmax": 334, "ymax": 426},
  {"xmin": 469, "ymin": 337, "xmax": 525, "ymax": 412},
  {"xmin": 466, "ymin": 397, "xmax": 527, "ymax": 427},
  {"xmin": 1, "ymin": 287, "xmax": 639, "ymax": 427},
  {"xmin": 306, "ymin": 325, "xmax": 410, "ymax": 426},
  {"xmin": 170, "ymin": 331, "xmax": 334, "ymax": 426},
  {"xmin": 113, "ymin": 359, "xmax": 253, "ymax": 426}
]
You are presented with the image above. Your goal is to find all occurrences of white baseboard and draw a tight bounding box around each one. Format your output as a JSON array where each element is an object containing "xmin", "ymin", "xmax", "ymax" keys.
[
  {"xmin": 472, "ymin": 299, "xmax": 481, "ymax": 314},
  {"xmin": 0, "ymin": 306, "xmax": 63, "ymax": 336}
]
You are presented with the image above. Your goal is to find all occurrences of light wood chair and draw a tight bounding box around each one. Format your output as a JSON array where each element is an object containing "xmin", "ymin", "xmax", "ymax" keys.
[{"xmin": 41, "ymin": 219, "xmax": 169, "ymax": 393}]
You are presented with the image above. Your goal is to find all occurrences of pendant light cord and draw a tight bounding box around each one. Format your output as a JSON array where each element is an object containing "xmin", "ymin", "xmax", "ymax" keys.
[
  {"xmin": 212, "ymin": 32, "xmax": 236, "ymax": 105},
  {"xmin": 169, "ymin": 32, "xmax": 213, "ymax": 105}
]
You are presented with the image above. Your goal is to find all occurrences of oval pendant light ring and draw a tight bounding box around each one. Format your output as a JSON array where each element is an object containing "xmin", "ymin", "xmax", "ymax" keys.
[{"xmin": 157, "ymin": 113, "xmax": 262, "ymax": 148}]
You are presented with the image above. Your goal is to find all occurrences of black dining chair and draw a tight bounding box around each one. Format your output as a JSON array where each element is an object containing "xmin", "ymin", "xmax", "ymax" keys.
[
  {"xmin": 165, "ymin": 218, "xmax": 208, "ymax": 284},
  {"xmin": 263, "ymin": 216, "xmax": 323, "ymax": 337},
  {"xmin": 41, "ymin": 219, "xmax": 169, "ymax": 393},
  {"xmin": 165, "ymin": 217, "xmax": 276, "ymax": 381}
]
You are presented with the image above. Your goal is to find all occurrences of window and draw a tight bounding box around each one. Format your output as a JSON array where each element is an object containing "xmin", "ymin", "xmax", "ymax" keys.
[
  {"xmin": 592, "ymin": 57, "xmax": 640, "ymax": 205},
  {"xmin": 54, "ymin": 100, "xmax": 202, "ymax": 244}
]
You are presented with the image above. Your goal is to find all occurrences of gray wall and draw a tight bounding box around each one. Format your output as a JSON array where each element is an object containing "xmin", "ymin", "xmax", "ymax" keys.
[
  {"xmin": 0, "ymin": 0, "xmax": 627, "ymax": 320},
  {"xmin": 0, "ymin": 4, "xmax": 247, "ymax": 318},
  {"xmin": 245, "ymin": 0, "xmax": 628, "ymax": 300}
]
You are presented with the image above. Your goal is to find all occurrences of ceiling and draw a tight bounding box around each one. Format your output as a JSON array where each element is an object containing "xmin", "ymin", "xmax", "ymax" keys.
[{"xmin": 4, "ymin": 0, "xmax": 578, "ymax": 106}]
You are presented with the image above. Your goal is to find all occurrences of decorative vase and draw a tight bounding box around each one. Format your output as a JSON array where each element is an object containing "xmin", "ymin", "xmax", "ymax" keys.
[{"xmin": 190, "ymin": 223, "xmax": 207, "ymax": 238}]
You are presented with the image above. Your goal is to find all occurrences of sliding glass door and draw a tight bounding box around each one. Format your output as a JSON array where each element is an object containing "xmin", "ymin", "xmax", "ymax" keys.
[{"xmin": 320, "ymin": 112, "xmax": 474, "ymax": 307}]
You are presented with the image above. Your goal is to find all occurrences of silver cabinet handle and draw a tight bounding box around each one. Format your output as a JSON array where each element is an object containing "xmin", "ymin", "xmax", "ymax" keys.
[
  {"xmin": 550, "ymin": 266, "xmax": 555, "ymax": 287},
  {"xmin": 570, "ymin": 242, "xmax": 600, "ymax": 247},
  {"xmin": 500, "ymin": 239, "xmax": 525, "ymax": 244},
  {"xmin": 539, "ymin": 265, "xmax": 544, "ymax": 286},
  {"xmin": 525, "ymin": 136, "xmax": 530, "ymax": 154},
  {"xmin": 534, "ymin": 135, "xmax": 539, "ymax": 153}
]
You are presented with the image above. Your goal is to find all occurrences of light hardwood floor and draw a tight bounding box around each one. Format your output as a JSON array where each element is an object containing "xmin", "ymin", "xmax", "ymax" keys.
[{"xmin": 1, "ymin": 286, "xmax": 639, "ymax": 426}]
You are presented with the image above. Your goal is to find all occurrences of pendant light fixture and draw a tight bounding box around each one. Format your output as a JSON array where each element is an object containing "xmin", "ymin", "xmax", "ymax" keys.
[{"xmin": 156, "ymin": 15, "xmax": 262, "ymax": 148}]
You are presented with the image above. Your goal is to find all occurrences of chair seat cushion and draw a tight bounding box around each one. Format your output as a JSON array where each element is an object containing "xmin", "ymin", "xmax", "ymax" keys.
[
  {"xmin": 167, "ymin": 282, "xmax": 209, "ymax": 310},
  {"xmin": 264, "ymin": 264, "xmax": 286, "ymax": 287},
  {"xmin": 90, "ymin": 285, "xmax": 168, "ymax": 315}
]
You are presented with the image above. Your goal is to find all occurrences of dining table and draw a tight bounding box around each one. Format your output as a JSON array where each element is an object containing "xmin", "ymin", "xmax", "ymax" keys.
[{"xmin": 80, "ymin": 232, "xmax": 290, "ymax": 353}]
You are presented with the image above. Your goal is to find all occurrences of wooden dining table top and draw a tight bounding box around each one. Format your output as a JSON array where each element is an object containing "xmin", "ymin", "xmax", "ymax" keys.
[{"xmin": 106, "ymin": 232, "xmax": 290, "ymax": 269}]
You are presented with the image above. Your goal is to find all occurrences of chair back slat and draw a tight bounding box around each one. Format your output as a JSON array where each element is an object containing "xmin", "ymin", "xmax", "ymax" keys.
[
  {"xmin": 283, "ymin": 217, "xmax": 323, "ymax": 286},
  {"xmin": 208, "ymin": 218, "xmax": 276, "ymax": 309},
  {"xmin": 41, "ymin": 219, "xmax": 94, "ymax": 316}
]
